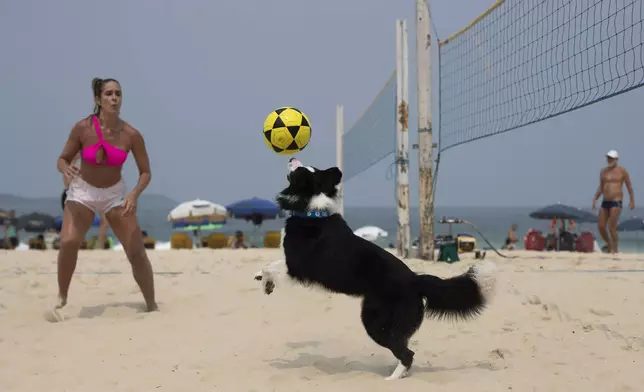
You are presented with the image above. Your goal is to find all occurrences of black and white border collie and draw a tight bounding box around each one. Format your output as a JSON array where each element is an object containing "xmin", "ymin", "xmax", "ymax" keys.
[{"xmin": 254, "ymin": 158, "xmax": 496, "ymax": 380}]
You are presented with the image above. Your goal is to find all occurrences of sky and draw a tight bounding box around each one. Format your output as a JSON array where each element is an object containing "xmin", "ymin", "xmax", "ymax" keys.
[{"xmin": 1, "ymin": 0, "xmax": 642, "ymax": 208}]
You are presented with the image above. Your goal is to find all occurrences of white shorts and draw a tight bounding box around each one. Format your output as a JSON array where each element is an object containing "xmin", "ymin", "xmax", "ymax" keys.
[{"xmin": 65, "ymin": 177, "xmax": 126, "ymax": 214}]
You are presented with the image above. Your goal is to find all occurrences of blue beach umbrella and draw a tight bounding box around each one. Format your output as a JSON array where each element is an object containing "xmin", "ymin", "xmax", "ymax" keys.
[
  {"xmin": 225, "ymin": 197, "xmax": 283, "ymax": 225},
  {"xmin": 529, "ymin": 203, "xmax": 598, "ymax": 223},
  {"xmin": 54, "ymin": 214, "xmax": 101, "ymax": 231},
  {"xmin": 225, "ymin": 197, "xmax": 284, "ymax": 248}
]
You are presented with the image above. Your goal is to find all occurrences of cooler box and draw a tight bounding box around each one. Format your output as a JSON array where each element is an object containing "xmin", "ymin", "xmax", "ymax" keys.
[
  {"xmin": 575, "ymin": 231, "xmax": 595, "ymax": 253},
  {"xmin": 438, "ymin": 241, "xmax": 460, "ymax": 263},
  {"xmin": 457, "ymin": 235, "xmax": 476, "ymax": 253},
  {"xmin": 524, "ymin": 231, "xmax": 546, "ymax": 251}
]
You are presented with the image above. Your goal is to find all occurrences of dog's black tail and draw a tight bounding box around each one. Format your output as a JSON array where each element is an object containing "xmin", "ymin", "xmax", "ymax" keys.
[{"xmin": 415, "ymin": 261, "xmax": 497, "ymax": 322}]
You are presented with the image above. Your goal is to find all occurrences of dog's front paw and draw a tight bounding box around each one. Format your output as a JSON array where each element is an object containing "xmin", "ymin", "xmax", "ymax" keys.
[
  {"xmin": 263, "ymin": 279, "xmax": 275, "ymax": 295},
  {"xmin": 254, "ymin": 271, "xmax": 263, "ymax": 281}
]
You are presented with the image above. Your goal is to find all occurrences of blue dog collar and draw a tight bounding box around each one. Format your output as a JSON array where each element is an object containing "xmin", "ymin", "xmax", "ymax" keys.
[{"xmin": 290, "ymin": 210, "xmax": 331, "ymax": 218}]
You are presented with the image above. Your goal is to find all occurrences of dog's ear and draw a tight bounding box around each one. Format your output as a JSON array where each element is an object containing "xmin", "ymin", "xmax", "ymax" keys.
[{"xmin": 322, "ymin": 167, "xmax": 342, "ymax": 186}]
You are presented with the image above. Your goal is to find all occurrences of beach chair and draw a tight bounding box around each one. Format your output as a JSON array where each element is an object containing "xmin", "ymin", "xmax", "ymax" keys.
[
  {"xmin": 51, "ymin": 238, "xmax": 89, "ymax": 250},
  {"xmin": 204, "ymin": 233, "xmax": 227, "ymax": 249},
  {"xmin": 170, "ymin": 232, "xmax": 193, "ymax": 249},
  {"xmin": 263, "ymin": 231, "xmax": 281, "ymax": 248},
  {"xmin": 143, "ymin": 237, "xmax": 156, "ymax": 249},
  {"xmin": 28, "ymin": 237, "xmax": 46, "ymax": 250},
  {"xmin": 89, "ymin": 235, "xmax": 113, "ymax": 250}
]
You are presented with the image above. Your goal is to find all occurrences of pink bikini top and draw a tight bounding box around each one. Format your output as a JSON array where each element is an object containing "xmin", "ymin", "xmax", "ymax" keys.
[{"xmin": 81, "ymin": 115, "xmax": 129, "ymax": 166}]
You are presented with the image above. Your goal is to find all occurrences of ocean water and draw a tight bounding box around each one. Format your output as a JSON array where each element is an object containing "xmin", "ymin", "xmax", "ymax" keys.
[{"xmin": 13, "ymin": 206, "xmax": 644, "ymax": 253}]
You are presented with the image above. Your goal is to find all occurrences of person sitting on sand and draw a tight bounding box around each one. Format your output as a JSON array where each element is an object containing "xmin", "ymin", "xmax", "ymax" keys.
[
  {"xmin": 231, "ymin": 230, "xmax": 248, "ymax": 249},
  {"xmin": 55, "ymin": 77, "xmax": 157, "ymax": 312},
  {"xmin": 503, "ymin": 223, "xmax": 519, "ymax": 250}
]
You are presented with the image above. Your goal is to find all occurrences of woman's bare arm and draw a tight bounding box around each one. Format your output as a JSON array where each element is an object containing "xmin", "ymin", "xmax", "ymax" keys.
[
  {"xmin": 128, "ymin": 128, "xmax": 152, "ymax": 198},
  {"xmin": 57, "ymin": 122, "xmax": 84, "ymax": 173}
]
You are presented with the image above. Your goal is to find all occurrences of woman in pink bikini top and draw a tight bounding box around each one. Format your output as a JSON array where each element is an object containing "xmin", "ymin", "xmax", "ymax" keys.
[
  {"xmin": 54, "ymin": 77, "xmax": 158, "ymax": 313},
  {"xmin": 80, "ymin": 114, "xmax": 129, "ymax": 166}
]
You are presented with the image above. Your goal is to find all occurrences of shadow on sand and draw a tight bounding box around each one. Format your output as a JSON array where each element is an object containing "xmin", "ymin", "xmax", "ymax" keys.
[
  {"xmin": 266, "ymin": 349, "xmax": 490, "ymax": 378},
  {"xmin": 78, "ymin": 301, "xmax": 150, "ymax": 319}
]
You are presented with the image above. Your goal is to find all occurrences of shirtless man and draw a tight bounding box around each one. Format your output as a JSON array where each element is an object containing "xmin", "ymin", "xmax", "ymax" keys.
[{"xmin": 592, "ymin": 150, "xmax": 634, "ymax": 253}]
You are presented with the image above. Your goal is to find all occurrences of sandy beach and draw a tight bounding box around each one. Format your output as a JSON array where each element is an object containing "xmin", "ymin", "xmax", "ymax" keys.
[{"xmin": 0, "ymin": 248, "xmax": 643, "ymax": 392}]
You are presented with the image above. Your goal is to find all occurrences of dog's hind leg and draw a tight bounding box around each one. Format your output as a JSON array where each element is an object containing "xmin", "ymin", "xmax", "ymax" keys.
[
  {"xmin": 360, "ymin": 294, "xmax": 425, "ymax": 380},
  {"xmin": 254, "ymin": 259, "xmax": 288, "ymax": 295}
]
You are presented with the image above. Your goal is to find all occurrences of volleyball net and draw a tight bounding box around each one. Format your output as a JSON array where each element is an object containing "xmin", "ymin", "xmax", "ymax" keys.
[
  {"xmin": 342, "ymin": 71, "xmax": 397, "ymax": 182},
  {"xmin": 438, "ymin": 0, "xmax": 644, "ymax": 152}
]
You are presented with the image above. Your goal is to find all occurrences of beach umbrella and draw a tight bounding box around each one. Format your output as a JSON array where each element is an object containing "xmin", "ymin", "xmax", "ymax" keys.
[
  {"xmin": 529, "ymin": 203, "xmax": 598, "ymax": 223},
  {"xmin": 225, "ymin": 197, "xmax": 284, "ymax": 248},
  {"xmin": 168, "ymin": 199, "xmax": 227, "ymax": 224},
  {"xmin": 0, "ymin": 209, "xmax": 17, "ymax": 225},
  {"xmin": 617, "ymin": 217, "xmax": 644, "ymax": 232},
  {"xmin": 225, "ymin": 197, "xmax": 283, "ymax": 226},
  {"xmin": 354, "ymin": 226, "xmax": 389, "ymax": 242},
  {"xmin": 171, "ymin": 222, "xmax": 224, "ymax": 232},
  {"xmin": 17, "ymin": 212, "xmax": 57, "ymax": 233},
  {"xmin": 54, "ymin": 215, "xmax": 101, "ymax": 231}
]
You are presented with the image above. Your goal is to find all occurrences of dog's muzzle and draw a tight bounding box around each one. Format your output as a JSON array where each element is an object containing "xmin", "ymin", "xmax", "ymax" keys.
[
  {"xmin": 288, "ymin": 158, "xmax": 302, "ymax": 172},
  {"xmin": 287, "ymin": 158, "xmax": 302, "ymax": 182}
]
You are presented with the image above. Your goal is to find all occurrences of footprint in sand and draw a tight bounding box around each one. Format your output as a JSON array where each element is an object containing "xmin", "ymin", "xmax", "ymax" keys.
[
  {"xmin": 589, "ymin": 308, "xmax": 614, "ymax": 317},
  {"xmin": 489, "ymin": 348, "xmax": 511, "ymax": 360},
  {"xmin": 501, "ymin": 322, "xmax": 515, "ymax": 332},
  {"xmin": 525, "ymin": 295, "xmax": 541, "ymax": 305},
  {"xmin": 43, "ymin": 308, "xmax": 68, "ymax": 323},
  {"xmin": 508, "ymin": 287, "xmax": 520, "ymax": 295},
  {"xmin": 581, "ymin": 323, "xmax": 594, "ymax": 332}
]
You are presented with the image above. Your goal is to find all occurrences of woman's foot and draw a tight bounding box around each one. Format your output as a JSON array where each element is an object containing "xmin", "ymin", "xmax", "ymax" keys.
[
  {"xmin": 55, "ymin": 294, "xmax": 67, "ymax": 309},
  {"xmin": 146, "ymin": 302, "xmax": 159, "ymax": 312}
]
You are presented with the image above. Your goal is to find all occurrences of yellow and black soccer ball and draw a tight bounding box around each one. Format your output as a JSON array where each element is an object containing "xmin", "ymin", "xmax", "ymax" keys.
[{"xmin": 263, "ymin": 107, "xmax": 311, "ymax": 155}]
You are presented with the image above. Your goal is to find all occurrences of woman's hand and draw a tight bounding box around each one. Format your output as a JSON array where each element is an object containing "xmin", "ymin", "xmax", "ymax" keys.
[
  {"xmin": 122, "ymin": 193, "xmax": 138, "ymax": 216},
  {"xmin": 62, "ymin": 162, "xmax": 80, "ymax": 186}
]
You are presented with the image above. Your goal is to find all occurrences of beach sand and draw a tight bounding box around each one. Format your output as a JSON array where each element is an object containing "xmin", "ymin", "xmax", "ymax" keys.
[{"xmin": 0, "ymin": 248, "xmax": 643, "ymax": 391}]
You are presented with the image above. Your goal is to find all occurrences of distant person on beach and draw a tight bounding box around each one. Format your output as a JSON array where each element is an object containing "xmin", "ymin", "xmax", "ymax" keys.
[
  {"xmin": 231, "ymin": 230, "xmax": 248, "ymax": 249},
  {"xmin": 55, "ymin": 77, "xmax": 157, "ymax": 312},
  {"xmin": 503, "ymin": 223, "xmax": 519, "ymax": 250},
  {"xmin": 61, "ymin": 153, "xmax": 110, "ymax": 249},
  {"xmin": 2, "ymin": 210, "xmax": 18, "ymax": 249},
  {"xmin": 592, "ymin": 150, "xmax": 635, "ymax": 254}
]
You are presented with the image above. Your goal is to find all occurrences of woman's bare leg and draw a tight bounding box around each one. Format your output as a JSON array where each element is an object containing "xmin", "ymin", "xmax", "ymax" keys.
[
  {"xmin": 57, "ymin": 202, "xmax": 95, "ymax": 308},
  {"xmin": 97, "ymin": 213, "xmax": 109, "ymax": 249},
  {"xmin": 105, "ymin": 208, "xmax": 158, "ymax": 311}
]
